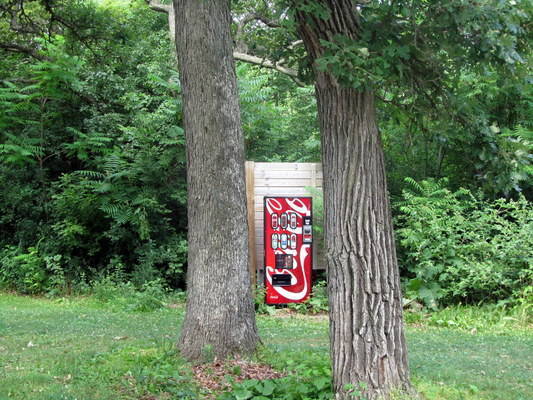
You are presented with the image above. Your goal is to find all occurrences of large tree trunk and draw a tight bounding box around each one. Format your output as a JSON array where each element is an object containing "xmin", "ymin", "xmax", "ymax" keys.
[
  {"xmin": 174, "ymin": 0, "xmax": 259, "ymax": 361},
  {"xmin": 295, "ymin": 3, "xmax": 413, "ymax": 399}
]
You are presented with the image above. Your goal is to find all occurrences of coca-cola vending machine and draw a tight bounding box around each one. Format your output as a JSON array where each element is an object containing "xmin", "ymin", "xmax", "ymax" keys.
[{"xmin": 264, "ymin": 196, "xmax": 312, "ymax": 304}]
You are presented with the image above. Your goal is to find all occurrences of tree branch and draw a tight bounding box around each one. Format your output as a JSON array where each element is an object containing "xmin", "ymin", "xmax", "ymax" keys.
[
  {"xmin": 145, "ymin": 2, "xmax": 304, "ymax": 85},
  {"xmin": 250, "ymin": 13, "xmax": 282, "ymax": 29},
  {"xmin": 233, "ymin": 51, "xmax": 305, "ymax": 86},
  {"xmin": 147, "ymin": 0, "xmax": 176, "ymax": 46},
  {"xmin": 148, "ymin": 0, "xmax": 171, "ymax": 14},
  {"xmin": 0, "ymin": 42, "xmax": 49, "ymax": 61},
  {"xmin": 234, "ymin": 11, "xmax": 285, "ymax": 52}
]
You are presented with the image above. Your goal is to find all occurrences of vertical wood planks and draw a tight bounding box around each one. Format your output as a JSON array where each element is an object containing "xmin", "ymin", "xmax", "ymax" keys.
[{"xmin": 245, "ymin": 161, "xmax": 257, "ymax": 289}]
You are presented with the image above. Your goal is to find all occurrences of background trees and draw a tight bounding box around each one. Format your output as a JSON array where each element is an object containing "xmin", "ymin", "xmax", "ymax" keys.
[
  {"xmin": 0, "ymin": 2, "xmax": 531, "ymax": 398},
  {"xmin": 0, "ymin": 1, "xmax": 530, "ymax": 305},
  {"xmin": 0, "ymin": 0, "xmax": 188, "ymax": 290}
]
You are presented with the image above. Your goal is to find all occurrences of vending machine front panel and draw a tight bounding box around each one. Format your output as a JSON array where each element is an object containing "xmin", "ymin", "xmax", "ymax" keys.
[{"xmin": 264, "ymin": 196, "xmax": 313, "ymax": 304}]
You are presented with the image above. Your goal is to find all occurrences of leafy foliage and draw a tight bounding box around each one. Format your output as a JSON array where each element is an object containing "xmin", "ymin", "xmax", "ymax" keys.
[
  {"xmin": 315, "ymin": 1, "xmax": 529, "ymax": 88},
  {"xmin": 0, "ymin": 246, "xmax": 64, "ymax": 294},
  {"xmin": 0, "ymin": 0, "xmax": 531, "ymax": 307},
  {"xmin": 286, "ymin": 280, "xmax": 328, "ymax": 314},
  {"xmin": 238, "ymin": 64, "xmax": 320, "ymax": 162},
  {"xmin": 91, "ymin": 276, "xmax": 170, "ymax": 312},
  {"xmin": 396, "ymin": 178, "xmax": 532, "ymax": 307},
  {"xmin": 0, "ymin": 1, "xmax": 188, "ymax": 291}
]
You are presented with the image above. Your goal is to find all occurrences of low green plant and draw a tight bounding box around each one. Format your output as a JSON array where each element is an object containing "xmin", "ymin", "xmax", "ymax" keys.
[
  {"xmin": 43, "ymin": 254, "xmax": 67, "ymax": 296},
  {"xmin": 0, "ymin": 246, "xmax": 46, "ymax": 294},
  {"xmin": 218, "ymin": 350, "xmax": 332, "ymax": 400},
  {"xmin": 217, "ymin": 376, "xmax": 332, "ymax": 400},
  {"xmin": 343, "ymin": 381, "xmax": 368, "ymax": 399},
  {"xmin": 114, "ymin": 345, "xmax": 197, "ymax": 398},
  {"xmin": 286, "ymin": 301, "xmax": 309, "ymax": 314},
  {"xmin": 404, "ymin": 302, "xmax": 531, "ymax": 333},
  {"xmin": 91, "ymin": 276, "xmax": 168, "ymax": 312},
  {"xmin": 308, "ymin": 280, "xmax": 328, "ymax": 313},
  {"xmin": 255, "ymin": 286, "xmax": 277, "ymax": 315},
  {"xmin": 167, "ymin": 289, "xmax": 187, "ymax": 304},
  {"xmin": 286, "ymin": 280, "xmax": 329, "ymax": 314},
  {"xmin": 129, "ymin": 279, "xmax": 168, "ymax": 312}
]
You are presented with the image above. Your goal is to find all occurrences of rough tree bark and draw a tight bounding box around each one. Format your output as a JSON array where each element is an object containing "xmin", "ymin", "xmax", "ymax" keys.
[
  {"xmin": 294, "ymin": 2, "xmax": 414, "ymax": 399},
  {"xmin": 173, "ymin": 0, "xmax": 259, "ymax": 361}
]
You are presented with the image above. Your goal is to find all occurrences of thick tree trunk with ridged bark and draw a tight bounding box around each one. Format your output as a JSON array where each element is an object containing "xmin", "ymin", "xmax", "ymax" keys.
[
  {"xmin": 295, "ymin": 2, "xmax": 414, "ymax": 399},
  {"xmin": 174, "ymin": 0, "xmax": 259, "ymax": 361}
]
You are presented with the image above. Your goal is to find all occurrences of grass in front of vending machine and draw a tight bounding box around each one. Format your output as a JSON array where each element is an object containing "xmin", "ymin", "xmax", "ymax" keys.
[
  {"xmin": 1, "ymin": 291, "xmax": 532, "ymax": 400},
  {"xmin": 255, "ymin": 280, "xmax": 329, "ymax": 316},
  {"xmin": 250, "ymin": 307, "xmax": 532, "ymax": 400}
]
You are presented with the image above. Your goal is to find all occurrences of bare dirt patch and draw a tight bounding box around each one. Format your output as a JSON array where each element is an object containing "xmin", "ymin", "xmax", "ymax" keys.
[
  {"xmin": 270, "ymin": 308, "xmax": 328, "ymax": 320},
  {"xmin": 193, "ymin": 358, "xmax": 285, "ymax": 396}
]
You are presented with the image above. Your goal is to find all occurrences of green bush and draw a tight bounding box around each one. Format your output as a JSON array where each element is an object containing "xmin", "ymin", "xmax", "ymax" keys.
[
  {"xmin": 0, "ymin": 23, "xmax": 188, "ymax": 293},
  {"xmin": 307, "ymin": 280, "xmax": 329, "ymax": 313},
  {"xmin": 396, "ymin": 178, "xmax": 532, "ymax": 307},
  {"xmin": 254, "ymin": 286, "xmax": 276, "ymax": 315},
  {"xmin": 0, "ymin": 246, "xmax": 65, "ymax": 294},
  {"xmin": 404, "ymin": 302, "xmax": 532, "ymax": 332},
  {"xmin": 286, "ymin": 280, "xmax": 329, "ymax": 314}
]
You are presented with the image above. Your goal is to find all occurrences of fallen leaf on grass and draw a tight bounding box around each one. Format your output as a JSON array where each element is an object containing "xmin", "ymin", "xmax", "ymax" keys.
[{"xmin": 54, "ymin": 374, "xmax": 73, "ymax": 384}]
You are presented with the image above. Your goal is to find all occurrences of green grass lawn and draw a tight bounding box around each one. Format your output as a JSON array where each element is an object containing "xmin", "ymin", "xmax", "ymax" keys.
[{"xmin": 0, "ymin": 293, "xmax": 531, "ymax": 399}]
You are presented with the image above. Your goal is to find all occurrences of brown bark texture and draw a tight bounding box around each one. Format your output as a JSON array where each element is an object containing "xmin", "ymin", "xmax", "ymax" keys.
[
  {"xmin": 174, "ymin": 0, "xmax": 259, "ymax": 361},
  {"xmin": 294, "ymin": 2, "xmax": 414, "ymax": 399}
]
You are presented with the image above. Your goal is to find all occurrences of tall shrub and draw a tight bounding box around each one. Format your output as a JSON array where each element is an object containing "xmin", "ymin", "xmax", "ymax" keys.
[{"xmin": 396, "ymin": 178, "xmax": 532, "ymax": 307}]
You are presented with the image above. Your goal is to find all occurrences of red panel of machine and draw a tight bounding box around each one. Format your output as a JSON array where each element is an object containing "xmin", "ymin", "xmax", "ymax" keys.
[{"xmin": 264, "ymin": 197, "xmax": 312, "ymax": 304}]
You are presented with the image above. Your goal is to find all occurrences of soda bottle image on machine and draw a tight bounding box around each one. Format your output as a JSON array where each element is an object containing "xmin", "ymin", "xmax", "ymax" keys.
[{"xmin": 264, "ymin": 197, "xmax": 313, "ymax": 304}]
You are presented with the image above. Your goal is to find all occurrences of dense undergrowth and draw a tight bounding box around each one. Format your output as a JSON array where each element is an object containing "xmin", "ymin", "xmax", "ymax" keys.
[
  {"xmin": 396, "ymin": 178, "xmax": 532, "ymax": 308},
  {"xmin": 2, "ymin": 178, "xmax": 531, "ymax": 313}
]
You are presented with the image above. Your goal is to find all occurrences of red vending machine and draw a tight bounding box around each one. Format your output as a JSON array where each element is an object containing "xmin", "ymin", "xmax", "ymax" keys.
[{"xmin": 264, "ymin": 197, "xmax": 313, "ymax": 304}]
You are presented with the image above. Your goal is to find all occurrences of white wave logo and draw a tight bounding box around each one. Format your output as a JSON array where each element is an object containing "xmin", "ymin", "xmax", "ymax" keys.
[
  {"xmin": 266, "ymin": 244, "xmax": 311, "ymax": 301},
  {"xmin": 265, "ymin": 198, "xmax": 282, "ymax": 215},
  {"xmin": 286, "ymin": 198, "xmax": 310, "ymax": 215}
]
